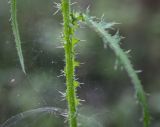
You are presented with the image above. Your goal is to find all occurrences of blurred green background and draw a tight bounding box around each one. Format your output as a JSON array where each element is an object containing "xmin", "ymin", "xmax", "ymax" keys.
[{"xmin": 0, "ymin": 0, "xmax": 160, "ymax": 127}]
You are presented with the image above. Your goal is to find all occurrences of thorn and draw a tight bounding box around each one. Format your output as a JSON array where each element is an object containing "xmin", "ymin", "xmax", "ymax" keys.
[
  {"xmin": 79, "ymin": 99, "xmax": 85, "ymax": 102},
  {"xmin": 9, "ymin": 17, "xmax": 12, "ymax": 22},
  {"xmin": 57, "ymin": 90, "xmax": 66, "ymax": 98},
  {"xmin": 80, "ymin": 40, "xmax": 86, "ymax": 42},
  {"xmin": 135, "ymin": 70, "xmax": 142, "ymax": 73},
  {"xmin": 80, "ymin": 62, "xmax": 85, "ymax": 65},
  {"xmin": 57, "ymin": 74, "xmax": 64, "ymax": 78},
  {"xmin": 114, "ymin": 59, "xmax": 119, "ymax": 70},
  {"xmin": 125, "ymin": 50, "xmax": 131, "ymax": 54},
  {"xmin": 53, "ymin": 2, "xmax": 61, "ymax": 15},
  {"xmin": 56, "ymin": 46, "xmax": 64, "ymax": 49},
  {"xmin": 75, "ymin": 78, "xmax": 79, "ymax": 81},
  {"xmin": 71, "ymin": 2, "xmax": 77, "ymax": 5},
  {"xmin": 61, "ymin": 112, "xmax": 68, "ymax": 118},
  {"xmin": 86, "ymin": 5, "xmax": 90, "ymax": 15},
  {"xmin": 60, "ymin": 70, "xmax": 65, "ymax": 74},
  {"xmin": 101, "ymin": 14, "xmax": 105, "ymax": 22},
  {"xmin": 53, "ymin": 9, "xmax": 61, "ymax": 15},
  {"xmin": 79, "ymin": 82, "xmax": 84, "ymax": 85}
]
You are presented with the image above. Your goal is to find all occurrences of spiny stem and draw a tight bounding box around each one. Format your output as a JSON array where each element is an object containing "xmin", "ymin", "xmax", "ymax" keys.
[
  {"xmin": 84, "ymin": 15, "xmax": 150, "ymax": 127},
  {"xmin": 10, "ymin": 0, "xmax": 25, "ymax": 73},
  {"xmin": 61, "ymin": 0, "xmax": 78, "ymax": 127}
]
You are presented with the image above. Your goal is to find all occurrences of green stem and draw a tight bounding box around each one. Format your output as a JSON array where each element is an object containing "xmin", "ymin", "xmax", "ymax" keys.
[
  {"xmin": 10, "ymin": 0, "xmax": 25, "ymax": 73},
  {"xmin": 61, "ymin": 0, "xmax": 78, "ymax": 127}
]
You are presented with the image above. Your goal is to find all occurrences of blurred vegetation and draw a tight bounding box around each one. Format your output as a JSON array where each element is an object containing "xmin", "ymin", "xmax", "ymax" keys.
[{"xmin": 0, "ymin": 0, "xmax": 160, "ymax": 127}]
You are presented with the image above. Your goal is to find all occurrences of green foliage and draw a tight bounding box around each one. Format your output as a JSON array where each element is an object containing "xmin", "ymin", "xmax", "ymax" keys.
[
  {"xmin": 7, "ymin": 0, "xmax": 150, "ymax": 127},
  {"xmin": 10, "ymin": 0, "xmax": 25, "ymax": 73},
  {"xmin": 83, "ymin": 14, "xmax": 150, "ymax": 127}
]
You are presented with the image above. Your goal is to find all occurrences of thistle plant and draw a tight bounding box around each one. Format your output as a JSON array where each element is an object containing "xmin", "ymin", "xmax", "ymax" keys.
[
  {"xmin": 61, "ymin": 0, "xmax": 79, "ymax": 127},
  {"xmin": 4, "ymin": 0, "xmax": 151, "ymax": 127}
]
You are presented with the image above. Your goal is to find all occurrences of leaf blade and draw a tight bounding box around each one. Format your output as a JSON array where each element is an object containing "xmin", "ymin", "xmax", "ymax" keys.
[{"xmin": 10, "ymin": 0, "xmax": 25, "ymax": 73}]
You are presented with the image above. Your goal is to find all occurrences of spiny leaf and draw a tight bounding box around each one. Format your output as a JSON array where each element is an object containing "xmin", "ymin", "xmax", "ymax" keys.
[
  {"xmin": 84, "ymin": 14, "xmax": 150, "ymax": 127},
  {"xmin": 10, "ymin": 0, "xmax": 25, "ymax": 73}
]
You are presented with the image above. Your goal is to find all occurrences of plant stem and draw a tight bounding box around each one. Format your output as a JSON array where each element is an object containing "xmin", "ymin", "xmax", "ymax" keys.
[{"xmin": 61, "ymin": 0, "xmax": 78, "ymax": 127}]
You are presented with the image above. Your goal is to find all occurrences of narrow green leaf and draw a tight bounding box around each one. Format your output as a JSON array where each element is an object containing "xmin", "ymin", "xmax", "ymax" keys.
[{"xmin": 10, "ymin": 0, "xmax": 25, "ymax": 74}]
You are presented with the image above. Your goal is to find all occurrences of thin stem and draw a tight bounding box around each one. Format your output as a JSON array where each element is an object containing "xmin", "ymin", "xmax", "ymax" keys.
[{"xmin": 61, "ymin": 0, "xmax": 78, "ymax": 127}]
